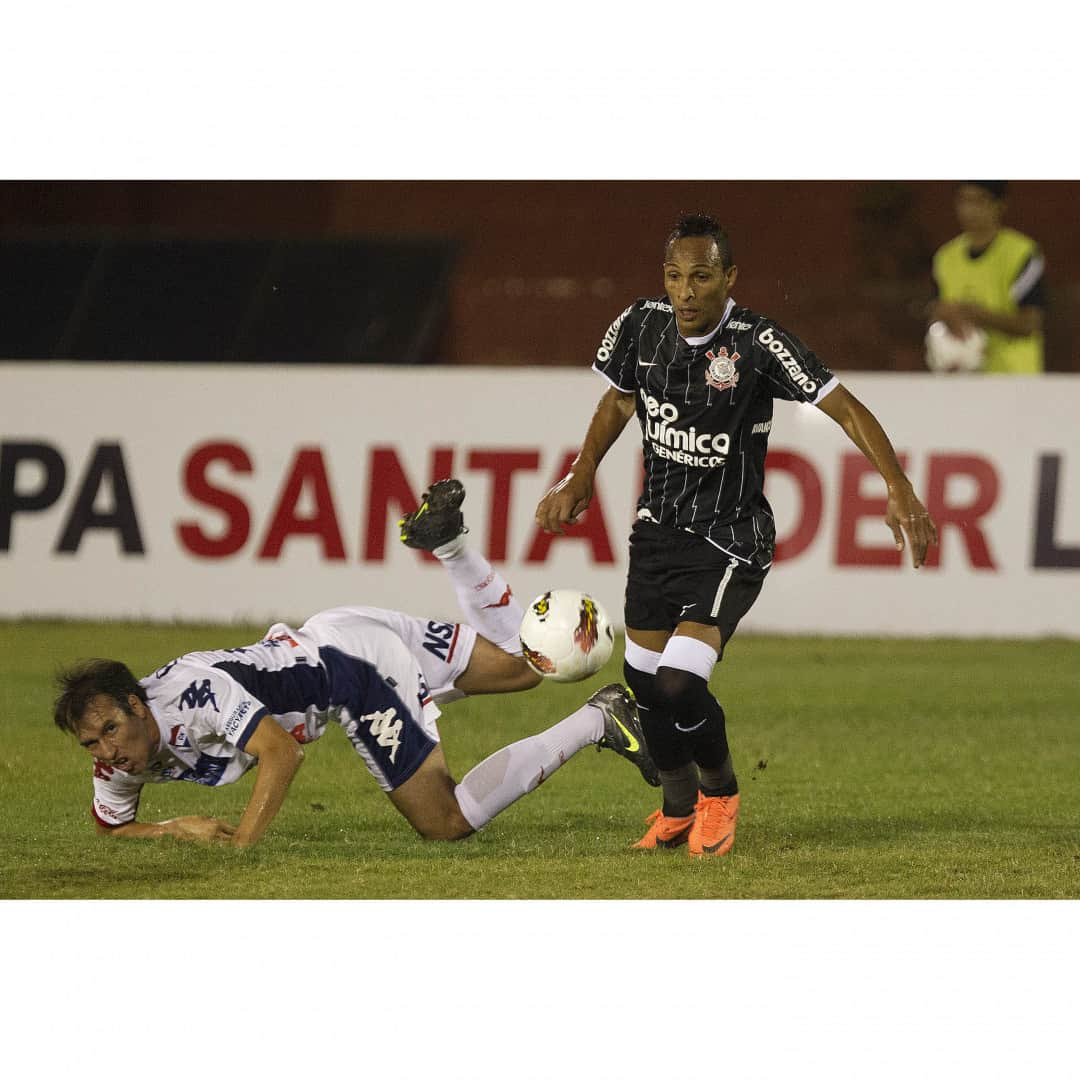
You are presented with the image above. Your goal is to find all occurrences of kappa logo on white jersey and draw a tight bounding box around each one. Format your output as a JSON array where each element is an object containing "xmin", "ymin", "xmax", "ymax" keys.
[
  {"xmin": 757, "ymin": 326, "xmax": 818, "ymax": 395},
  {"xmin": 179, "ymin": 679, "xmax": 219, "ymax": 712},
  {"xmin": 363, "ymin": 707, "xmax": 404, "ymax": 763}
]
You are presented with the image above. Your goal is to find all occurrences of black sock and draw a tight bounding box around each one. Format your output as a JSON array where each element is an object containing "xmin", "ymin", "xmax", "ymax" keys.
[
  {"xmin": 658, "ymin": 764, "xmax": 699, "ymax": 818},
  {"xmin": 699, "ymin": 753, "xmax": 739, "ymax": 798},
  {"xmin": 691, "ymin": 698, "xmax": 738, "ymax": 795}
]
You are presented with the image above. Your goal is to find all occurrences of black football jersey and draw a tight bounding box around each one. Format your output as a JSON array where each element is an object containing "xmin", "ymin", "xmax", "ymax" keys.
[{"xmin": 593, "ymin": 295, "xmax": 838, "ymax": 566}]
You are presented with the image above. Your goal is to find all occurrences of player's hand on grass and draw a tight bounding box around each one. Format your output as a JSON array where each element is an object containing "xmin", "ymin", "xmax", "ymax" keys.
[
  {"xmin": 165, "ymin": 815, "xmax": 238, "ymax": 844},
  {"xmin": 535, "ymin": 469, "xmax": 594, "ymax": 533},
  {"xmin": 886, "ymin": 485, "xmax": 938, "ymax": 569}
]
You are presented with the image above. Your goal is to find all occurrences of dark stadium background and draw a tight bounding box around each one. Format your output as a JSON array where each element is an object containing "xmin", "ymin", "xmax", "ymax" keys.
[{"xmin": 1, "ymin": 180, "xmax": 1077, "ymax": 371}]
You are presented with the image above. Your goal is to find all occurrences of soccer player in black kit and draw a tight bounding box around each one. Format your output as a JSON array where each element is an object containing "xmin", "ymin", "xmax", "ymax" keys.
[{"xmin": 535, "ymin": 213, "xmax": 939, "ymax": 856}]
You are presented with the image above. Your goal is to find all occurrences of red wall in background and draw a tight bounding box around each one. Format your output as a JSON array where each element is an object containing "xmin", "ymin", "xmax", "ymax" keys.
[
  {"xmin": 333, "ymin": 181, "xmax": 864, "ymax": 367},
  {"xmin": 3, "ymin": 180, "xmax": 1076, "ymax": 371}
]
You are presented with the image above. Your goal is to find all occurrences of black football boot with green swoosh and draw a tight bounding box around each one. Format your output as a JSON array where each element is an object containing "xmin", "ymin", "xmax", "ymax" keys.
[
  {"xmin": 399, "ymin": 478, "xmax": 468, "ymax": 551},
  {"xmin": 589, "ymin": 683, "xmax": 661, "ymax": 787}
]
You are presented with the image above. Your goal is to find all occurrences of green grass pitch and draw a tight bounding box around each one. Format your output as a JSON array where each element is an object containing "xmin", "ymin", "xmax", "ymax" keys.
[{"xmin": 1, "ymin": 620, "xmax": 1077, "ymax": 899}]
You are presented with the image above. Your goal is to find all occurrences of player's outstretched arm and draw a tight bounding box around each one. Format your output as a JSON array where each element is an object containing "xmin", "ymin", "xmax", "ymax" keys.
[
  {"xmin": 816, "ymin": 385, "xmax": 938, "ymax": 568},
  {"xmin": 97, "ymin": 816, "xmax": 238, "ymax": 843},
  {"xmin": 535, "ymin": 387, "xmax": 635, "ymax": 534},
  {"xmin": 229, "ymin": 717, "xmax": 305, "ymax": 849}
]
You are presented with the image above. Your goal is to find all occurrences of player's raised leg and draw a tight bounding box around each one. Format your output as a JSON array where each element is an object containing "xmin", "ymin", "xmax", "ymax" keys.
[
  {"xmin": 399, "ymin": 478, "xmax": 526, "ymax": 656},
  {"xmin": 300, "ymin": 605, "xmax": 540, "ymax": 707},
  {"xmin": 454, "ymin": 633, "xmax": 541, "ymax": 695}
]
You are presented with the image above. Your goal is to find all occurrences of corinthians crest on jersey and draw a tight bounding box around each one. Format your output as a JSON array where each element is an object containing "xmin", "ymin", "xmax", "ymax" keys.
[
  {"xmin": 589, "ymin": 294, "xmax": 839, "ymax": 561},
  {"xmin": 705, "ymin": 346, "xmax": 740, "ymax": 391}
]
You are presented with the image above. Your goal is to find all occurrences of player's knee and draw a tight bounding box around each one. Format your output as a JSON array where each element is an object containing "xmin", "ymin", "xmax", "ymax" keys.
[
  {"xmin": 479, "ymin": 648, "xmax": 543, "ymax": 693},
  {"xmin": 631, "ymin": 663, "xmax": 711, "ymax": 771},
  {"xmin": 416, "ymin": 808, "xmax": 474, "ymax": 842},
  {"xmin": 417, "ymin": 788, "xmax": 476, "ymax": 841},
  {"xmin": 510, "ymin": 663, "xmax": 543, "ymax": 692},
  {"xmin": 652, "ymin": 665, "xmax": 709, "ymax": 716}
]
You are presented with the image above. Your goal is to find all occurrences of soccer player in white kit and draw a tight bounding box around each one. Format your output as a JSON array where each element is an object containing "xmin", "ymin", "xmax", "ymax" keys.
[{"xmin": 53, "ymin": 480, "xmax": 658, "ymax": 849}]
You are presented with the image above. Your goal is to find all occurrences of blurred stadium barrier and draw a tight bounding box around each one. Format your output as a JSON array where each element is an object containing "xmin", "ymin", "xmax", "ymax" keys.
[{"xmin": 1, "ymin": 364, "xmax": 1077, "ymax": 637}]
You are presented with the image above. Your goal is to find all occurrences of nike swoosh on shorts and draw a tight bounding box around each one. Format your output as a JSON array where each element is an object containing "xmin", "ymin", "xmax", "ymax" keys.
[{"xmin": 674, "ymin": 718, "xmax": 707, "ymax": 733}]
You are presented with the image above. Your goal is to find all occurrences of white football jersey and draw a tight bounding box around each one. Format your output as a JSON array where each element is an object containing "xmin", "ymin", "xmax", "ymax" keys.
[{"xmin": 90, "ymin": 609, "xmax": 460, "ymax": 826}]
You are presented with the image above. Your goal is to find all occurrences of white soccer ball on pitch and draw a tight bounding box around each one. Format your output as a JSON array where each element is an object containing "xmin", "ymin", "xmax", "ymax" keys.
[
  {"xmin": 925, "ymin": 320, "xmax": 987, "ymax": 373},
  {"xmin": 519, "ymin": 589, "xmax": 615, "ymax": 683}
]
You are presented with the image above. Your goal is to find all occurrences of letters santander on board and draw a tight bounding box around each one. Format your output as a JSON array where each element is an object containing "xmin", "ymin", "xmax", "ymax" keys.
[{"xmin": 0, "ymin": 364, "xmax": 1077, "ymax": 637}]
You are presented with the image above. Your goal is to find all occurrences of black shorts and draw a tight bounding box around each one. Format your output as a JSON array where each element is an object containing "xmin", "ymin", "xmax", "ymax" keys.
[{"xmin": 624, "ymin": 522, "xmax": 768, "ymax": 650}]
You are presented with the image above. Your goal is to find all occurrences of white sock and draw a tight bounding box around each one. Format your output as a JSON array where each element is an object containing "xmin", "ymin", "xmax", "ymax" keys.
[
  {"xmin": 453, "ymin": 704, "xmax": 604, "ymax": 830},
  {"xmin": 434, "ymin": 543, "xmax": 525, "ymax": 655}
]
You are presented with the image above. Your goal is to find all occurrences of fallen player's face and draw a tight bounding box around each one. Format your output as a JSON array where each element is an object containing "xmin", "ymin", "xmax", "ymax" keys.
[
  {"xmin": 75, "ymin": 694, "xmax": 157, "ymax": 774},
  {"xmin": 663, "ymin": 236, "xmax": 737, "ymax": 337}
]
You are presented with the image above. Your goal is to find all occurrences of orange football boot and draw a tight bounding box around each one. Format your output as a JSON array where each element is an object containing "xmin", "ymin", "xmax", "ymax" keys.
[
  {"xmin": 631, "ymin": 808, "xmax": 695, "ymax": 850},
  {"xmin": 687, "ymin": 792, "xmax": 740, "ymax": 857}
]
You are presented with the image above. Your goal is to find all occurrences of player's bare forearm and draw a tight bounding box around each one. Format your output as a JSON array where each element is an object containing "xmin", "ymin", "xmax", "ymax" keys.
[
  {"xmin": 230, "ymin": 718, "xmax": 304, "ymax": 848},
  {"xmin": 575, "ymin": 387, "xmax": 636, "ymax": 472},
  {"xmin": 97, "ymin": 816, "xmax": 237, "ymax": 843},
  {"xmin": 97, "ymin": 820, "xmax": 171, "ymax": 840},
  {"xmin": 818, "ymin": 386, "xmax": 909, "ymax": 489},
  {"xmin": 535, "ymin": 387, "xmax": 634, "ymax": 533},
  {"xmin": 817, "ymin": 385, "xmax": 938, "ymax": 567}
]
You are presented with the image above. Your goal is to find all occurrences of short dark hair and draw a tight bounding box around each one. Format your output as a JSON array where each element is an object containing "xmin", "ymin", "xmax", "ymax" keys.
[
  {"xmin": 962, "ymin": 181, "xmax": 1008, "ymax": 200},
  {"xmin": 666, "ymin": 213, "xmax": 734, "ymax": 269},
  {"xmin": 53, "ymin": 659, "xmax": 148, "ymax": 735}
]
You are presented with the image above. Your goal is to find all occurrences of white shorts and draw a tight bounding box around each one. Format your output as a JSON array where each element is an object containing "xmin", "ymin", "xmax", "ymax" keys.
[
  {"xmin": 266, "ymin": 608, "xmax": 468, "ymax": 791},
  {"xmin": 294, "ymin": 606, "xmax": 476, "ymax": 706}
]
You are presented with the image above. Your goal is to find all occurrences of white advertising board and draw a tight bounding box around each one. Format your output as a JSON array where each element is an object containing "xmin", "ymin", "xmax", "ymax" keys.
[{"xmin": 1, "ymin": 364, "xmax": 1078, "ymax": 637}]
